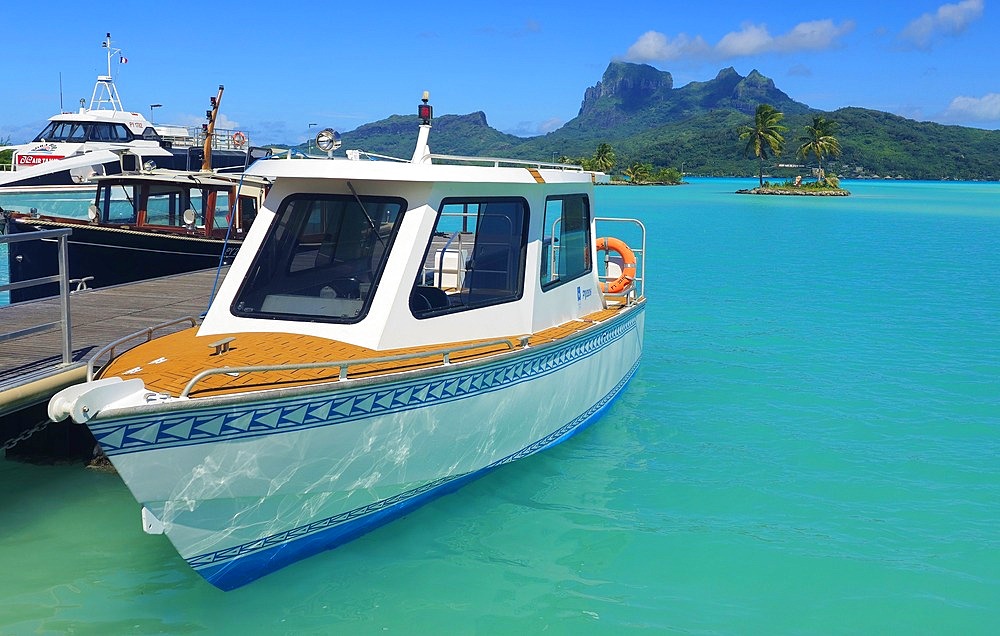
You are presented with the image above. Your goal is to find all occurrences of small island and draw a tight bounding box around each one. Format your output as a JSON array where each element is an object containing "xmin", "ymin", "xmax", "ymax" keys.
[
  {"xmin": 737, "ymin": 105, "xmax": 850, "ymax": 196},
  {"xmin": 737, "ymin": 175, "xmax": 851, "ymax": 196}
]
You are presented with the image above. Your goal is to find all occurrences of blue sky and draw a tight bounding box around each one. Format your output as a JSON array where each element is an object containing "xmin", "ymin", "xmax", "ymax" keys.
[{"xmin": 2, "ymin": 0, "xmax": 997, "ymax": 146}]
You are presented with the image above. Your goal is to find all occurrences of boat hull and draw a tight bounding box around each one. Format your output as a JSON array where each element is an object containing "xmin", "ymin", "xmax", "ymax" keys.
[
  {"xmin": 4, "ymin": 218, "xmax": 240, "ymax": 302},
  {"xmin": 86, "ymin": 304, "xmax": 644, "ymax": 590}
]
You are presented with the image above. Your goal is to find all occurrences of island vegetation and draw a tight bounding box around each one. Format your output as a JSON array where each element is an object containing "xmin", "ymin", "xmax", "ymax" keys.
[
  {"xmin": 737, "ymin": 105, "xmax": 849, "ymax": 195},
  {"xmin": 557, "ymin": 142, "xmax": 684, "ymax": 185}
]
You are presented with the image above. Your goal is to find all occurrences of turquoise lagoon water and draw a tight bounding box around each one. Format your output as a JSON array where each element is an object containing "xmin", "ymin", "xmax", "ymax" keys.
[{"xmin": 0, "ymin": 179, "xmax": 998, "ymax": 634}]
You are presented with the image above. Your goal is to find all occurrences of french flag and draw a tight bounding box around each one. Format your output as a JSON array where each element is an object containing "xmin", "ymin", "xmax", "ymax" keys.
[{"xmin": 120, "ymin": 56, "xmax": 128, "ymax": 64}]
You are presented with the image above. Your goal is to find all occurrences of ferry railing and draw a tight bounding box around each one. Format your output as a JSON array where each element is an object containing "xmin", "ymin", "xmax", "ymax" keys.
[
  {"xmin": 86, "ymin": 316, "xmax": 200, "ymax": 381},
  {"xmin": 0, "ymin": 228, "xmax": 74, "ymax": 365},
  {"xmin": 595, "ymin": 217, "xmax": 647, "ymax": 305},
  {"xmin": 179, "ymin": 337, "xmax": 527, "ymax": 398}
]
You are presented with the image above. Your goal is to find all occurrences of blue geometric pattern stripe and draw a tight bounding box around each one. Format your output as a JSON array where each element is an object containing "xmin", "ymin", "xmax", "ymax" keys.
[
  {"xmin": 90, "ymin": 313, "xmax": 639, "ymax": 456},
  {"xmin": 186, "ymin": 357, "xmax": 641, "ymax": 570}
]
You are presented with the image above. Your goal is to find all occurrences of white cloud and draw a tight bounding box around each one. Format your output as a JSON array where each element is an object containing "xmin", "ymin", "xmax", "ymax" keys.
[
  {"xmin": 899, "ymin": 0, "xmax": 984, "ymax": 50},
  {"xmin": 624, "ymin": 20, "xmax": 853, "ymax": 63},
  {"xmin": 944, "ymin": 93, "xmax": 1000, "ymax": 121},
  {"xmin": 773, "ymin": 19, "xmax": 856, "ymax": 52},
  {"xmin": 624, "ymin": 31, "xmax": 711, "ymax": 62}
]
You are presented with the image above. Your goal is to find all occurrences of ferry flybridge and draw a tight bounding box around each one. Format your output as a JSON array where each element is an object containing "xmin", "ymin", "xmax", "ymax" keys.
[
  {"xmin": 48, "ymin": 94, "xmax": 647, "ymax": 590},
  {"xmin": 0, "ymin": 33, "xmax": 249, "ymax": 188}
]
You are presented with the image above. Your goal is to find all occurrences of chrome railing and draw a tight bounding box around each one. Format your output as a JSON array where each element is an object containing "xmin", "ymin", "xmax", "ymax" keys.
[
  {"xmin": 86, "ymin": 316, "xmax": 199, "ymax": 381},
  {"xmin": 179, "ymin": 337, "xmax": 526, "ymax": 398},
  {"xmin": 0, "ymin": 228, "xmax": 74, "ymax": 365}
]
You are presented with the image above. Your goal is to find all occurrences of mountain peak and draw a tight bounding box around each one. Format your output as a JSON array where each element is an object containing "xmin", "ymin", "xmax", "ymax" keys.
[
  {"xmin": 579, "ymin": 61, "xmax": 673, "ymax": 115},
  {"xmin": 715, "ymin": 67, "xmax": 742, "ymax": 81}
]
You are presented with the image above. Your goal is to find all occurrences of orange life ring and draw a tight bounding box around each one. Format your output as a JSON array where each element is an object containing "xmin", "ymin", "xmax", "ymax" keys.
[
  {"xmin": 232, "ymin": 131, "xmax": 247, "ymax": 148},
  {"xmin": 597, "ymin": 236, "xmax": 637, "ymax": 294}
]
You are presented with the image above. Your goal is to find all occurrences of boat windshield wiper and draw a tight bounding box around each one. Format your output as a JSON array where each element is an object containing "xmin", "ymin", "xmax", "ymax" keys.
[{"xmin": 347, "ymin": 181, "xmax": 385, "ymax": 247}]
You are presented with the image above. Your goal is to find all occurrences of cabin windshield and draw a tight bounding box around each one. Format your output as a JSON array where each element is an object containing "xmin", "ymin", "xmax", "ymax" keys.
[
  {"xmin": 232, "ymin": 193, "xmax": 407, "ymax": 323},
  {"xmin": 34, "ymin": 121, "xmax": 134, "ymax": 143}
]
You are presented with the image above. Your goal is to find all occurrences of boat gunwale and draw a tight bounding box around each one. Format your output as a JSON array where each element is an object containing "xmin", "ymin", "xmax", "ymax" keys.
[{"xmin": 88, "ymin": 298, "xmax": 645, "ymax": 422}]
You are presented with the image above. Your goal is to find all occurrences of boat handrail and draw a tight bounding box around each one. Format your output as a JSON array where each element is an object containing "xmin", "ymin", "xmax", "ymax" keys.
[
  {"xmin": 179, "ymin": 336, "xmax": 528, "ymax": 399},
  {"xmin": 87, "ymin": 316, "xmax": 199, "ymax": 381},
  {"xmin": 428, "ymin": 154, "xmax": 586, "ymax": 171},
  {"xmin": 0, "ymin": 228, "xmax": 74, "ymax": 366},
  {"xmin": 595, "ymin": 217, "xmax": 647, "ymax": 304}
]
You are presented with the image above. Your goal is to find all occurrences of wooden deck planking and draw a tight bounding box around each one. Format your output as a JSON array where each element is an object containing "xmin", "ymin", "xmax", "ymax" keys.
[{"xmin": 0, "ymin": 268, "xmax": 225, "ymax": 391}]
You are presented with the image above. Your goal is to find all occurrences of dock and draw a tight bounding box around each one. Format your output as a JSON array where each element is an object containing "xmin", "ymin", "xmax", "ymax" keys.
[{"xmin": 0, "ymin": 267, "xmax": 226, "ymax": 421}]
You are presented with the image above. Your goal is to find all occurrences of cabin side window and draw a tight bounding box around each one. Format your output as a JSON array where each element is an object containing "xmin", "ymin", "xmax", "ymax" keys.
[
  {"xmin": 232, "ymin": 193, "xmax": 407, "ymax": 323},
  {"xmin": 144, "ymin": 184, "xmax": 192, "ymax": 227},
  {"xmin": 95, "ymin": 184, "xmax": 138, "ymax": 223},
  {"xmin": 540, "ymin": 194, "xmax": 592, "ymax": 290},
  {"xmin": 410, "ymin": 197, "xmax": 529, "ymax": 318}
]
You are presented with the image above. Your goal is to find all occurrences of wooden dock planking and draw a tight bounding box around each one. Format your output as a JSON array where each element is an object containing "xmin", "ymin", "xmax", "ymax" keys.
[{"xmin": 0, "ymin": 268, "xmax": 226, "ymax": 413}]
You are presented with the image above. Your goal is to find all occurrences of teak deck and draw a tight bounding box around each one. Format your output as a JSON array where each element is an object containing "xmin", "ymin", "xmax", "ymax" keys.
[{"xmin": 100, "ymin": 305, "xmax": 632, "ymax": 399}]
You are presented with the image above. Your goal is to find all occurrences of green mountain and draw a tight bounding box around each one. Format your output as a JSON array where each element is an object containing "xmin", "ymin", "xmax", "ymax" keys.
[{"xmin": 333, "ymin": 62, "xmax": 1000, "ymax": 181}]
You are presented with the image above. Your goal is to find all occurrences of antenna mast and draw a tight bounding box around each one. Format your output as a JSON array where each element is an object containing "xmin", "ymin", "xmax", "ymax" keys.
[{"xmin": 88, "ymin": 32, "xmax": 125, "ymax": 112}]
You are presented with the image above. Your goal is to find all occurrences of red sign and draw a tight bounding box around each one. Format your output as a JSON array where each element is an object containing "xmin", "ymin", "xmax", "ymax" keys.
[{"xmin": 16, "ymin": 154, "xmax": 65, "ymax": 166}]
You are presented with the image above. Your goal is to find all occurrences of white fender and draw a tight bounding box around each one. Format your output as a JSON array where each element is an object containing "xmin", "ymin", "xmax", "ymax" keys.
[{"xmin": 48, "ymin": 377, "xmax": 147, "ymax": 423}]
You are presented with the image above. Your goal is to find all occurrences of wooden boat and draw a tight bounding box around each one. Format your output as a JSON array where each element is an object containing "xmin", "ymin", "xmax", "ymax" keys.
[
  {"xmin": 48, "ymin": 95, "xmax": 646, "ymax": 590},
  {"xmin": 1, "ymin": 165, "xmax": 269, "ymax": 302}
]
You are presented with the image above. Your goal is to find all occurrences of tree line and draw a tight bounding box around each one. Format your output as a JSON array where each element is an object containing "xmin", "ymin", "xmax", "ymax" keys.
[{"xmin": 557, "ymin": 143, "xmax": 684, "ymax": 185}]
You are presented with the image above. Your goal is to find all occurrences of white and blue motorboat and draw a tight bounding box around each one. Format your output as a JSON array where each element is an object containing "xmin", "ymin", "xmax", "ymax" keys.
[{"xmin": 48, "ymin": 94, "xmax": 646, "ymax": 590}]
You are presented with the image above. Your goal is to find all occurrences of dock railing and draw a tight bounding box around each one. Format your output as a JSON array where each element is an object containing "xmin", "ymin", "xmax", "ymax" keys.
[{"xmin": 0, "ymin": 228, "xmax": 74, "ymax": 365}]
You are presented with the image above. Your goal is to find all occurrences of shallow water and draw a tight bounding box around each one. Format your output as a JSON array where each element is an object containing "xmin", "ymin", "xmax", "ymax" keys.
[{"xmin": 1, "ymin": 178, "xmax": 998, "ymax": 634}]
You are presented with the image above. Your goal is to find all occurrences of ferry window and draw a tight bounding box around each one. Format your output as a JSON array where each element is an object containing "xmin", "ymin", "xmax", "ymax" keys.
[
  {"xmin": 36, "ymin": 122, "xmax": 88, "ymax": 143},
  {"xmin": 232, "ymin": 193, "xmax": 407, "ymax": 323},
  {"xmin": 410, "ymin": 197, "xmax": 528, "ymax": 318},
  {"xmin": 540, "ymin": 194, "xmax": 591, "ymax": 290},
  {"xmin": 112, "ymin": 125, "xmax": 132, "ymax": 141},
  {"xmin": 90, "ymin": 124, "xmax": 113, "ymax": 141}
]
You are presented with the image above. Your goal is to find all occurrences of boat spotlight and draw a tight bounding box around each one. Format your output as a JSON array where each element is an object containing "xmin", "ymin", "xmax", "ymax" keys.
[
  {"xmin": 183, "ymin": 208, "xmax": 197, "ymax": 227},
  {"xmin": 87, "ymin": 204, "xmax": 100, "ymax": 222},
  {"xmin": 315, "ymin": 128, "xmax": 341, "ymax": 155},
  {"xmin": 143, "ymin": 160, "xmax": 157, "ymax": 171}
]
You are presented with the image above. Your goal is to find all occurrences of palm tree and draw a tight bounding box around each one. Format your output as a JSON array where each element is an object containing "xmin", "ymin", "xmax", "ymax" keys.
[
  {"xmin": 797, "ymin": 116, "xmax": 841, "ymax": 183},
  {"xmin": 624, "ymin": 162, "xmax": 652, "ymax": 184},
  {"xmin": 739, "ymin": 104, "xmax": 787, "ymax": 187},
  {"xmin": 592, "ymin": 143, "xmax": 616, "ymax": 173}
]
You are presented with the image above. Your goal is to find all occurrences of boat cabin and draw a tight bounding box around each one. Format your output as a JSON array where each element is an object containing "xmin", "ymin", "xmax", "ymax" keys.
[
  {"xmin": 88, "ymin": 169, "xmax": 269, "ymax": 238},
  {"xmin": 198, "ymin": 115, "xmax": 642, "ymax": 352}
]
